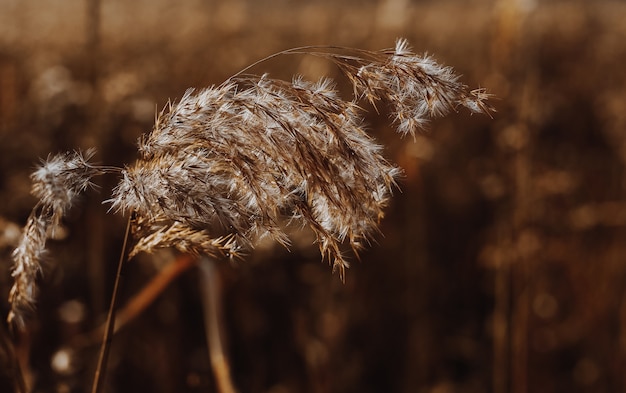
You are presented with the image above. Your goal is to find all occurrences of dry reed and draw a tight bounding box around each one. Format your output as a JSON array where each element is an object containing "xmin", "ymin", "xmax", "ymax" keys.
[{"xmin": 7, "ymin": 38, "xmax": 492, "ymax": 326}]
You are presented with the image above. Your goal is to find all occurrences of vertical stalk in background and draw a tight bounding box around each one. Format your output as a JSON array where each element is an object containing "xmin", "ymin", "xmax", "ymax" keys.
[
  {"xmin": 508, "ymin": 68, "xmax": 541, "ymax": 393},
  {"xmin": 492, "ymin": 224, "xmax": 511, "ymax": 393},
  {"xmin": 620, "ymin": 283, "xmax": 626, "ymax": 392},
  {"xmin": 84, "ymin": 0, "xmax": 106, "ymax": 321},
  {"xmin": 510, "ymin": 137, "xmax": 532, "ymax": 393},
  {"xmin": 198, "ymin": 258, "xmax": 238, "ymax": 393},
  {"xmin": 489, "ymin": 1, "xmax": 533, "ymax": 392},
  {"xmin": 86, "ymin": 0, "xmax": 100, "ymax": 60},
  {"xmin": 400, "ymin": 164, "xmax": 432, "ymax": 389}
]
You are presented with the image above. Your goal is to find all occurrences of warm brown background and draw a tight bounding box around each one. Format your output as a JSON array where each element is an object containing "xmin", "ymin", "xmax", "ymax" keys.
[{"xmin": 1, "ymin": 0, "xmax": 625, "ymax": 392}]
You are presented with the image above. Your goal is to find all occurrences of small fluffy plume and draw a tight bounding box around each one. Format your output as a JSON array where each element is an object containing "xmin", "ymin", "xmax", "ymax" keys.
[
  {"xmin": 8, "ymin": 213, "xmax": 48, "ymax": 327},
  {"xmin": 31, "ymin": 149, "xmax": 103, "ymax": 227},
  {"xmin": 129, "ymin": 215, "xmax": 242, "ymax": 260},
  {"xmin": 321, "ymin": 38, "xmax": 493, "ymax": 135},
  {"xmin": 8, "ymin": 150, "xmax": 102, "ymax": 326}
]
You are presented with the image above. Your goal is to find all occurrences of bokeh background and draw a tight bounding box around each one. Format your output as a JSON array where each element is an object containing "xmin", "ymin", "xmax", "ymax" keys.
[{"xmin": 1, "ymin": 0, "xmax": 625, "ymax": 392}]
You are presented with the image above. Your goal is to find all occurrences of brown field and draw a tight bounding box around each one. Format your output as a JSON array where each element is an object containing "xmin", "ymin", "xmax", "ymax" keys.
[{"xmin": 1, "ymin": 1, "xmax": 626, "ymax": 392}]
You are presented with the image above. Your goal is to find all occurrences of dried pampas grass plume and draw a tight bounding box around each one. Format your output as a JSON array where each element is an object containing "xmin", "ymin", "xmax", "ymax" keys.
[
  {"xmin": 9, "ymin": 150, "xmax": 103, "ymax": 326},
  {"xmin": 8, "ymin": 38, "xmax": 493, "ymax": 325}
]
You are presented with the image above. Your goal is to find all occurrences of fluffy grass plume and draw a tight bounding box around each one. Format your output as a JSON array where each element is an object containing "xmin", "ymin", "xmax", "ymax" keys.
[
  {"xmin": 9, "ymin": 150, "xmax": 102, "ymax": 326},
  {"xmin": 8, "ymin": 39, "xmax": 492, "ymax": 325}
]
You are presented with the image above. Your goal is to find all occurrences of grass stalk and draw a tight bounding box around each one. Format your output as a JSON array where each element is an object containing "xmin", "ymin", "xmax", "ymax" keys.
[
  {"xmin": 91, "ymin": 215, "xmax": 132, "ymax": 393},
  {"xmin": 198, "ymin": 258, "xmax": 237, "ymax": 393}
]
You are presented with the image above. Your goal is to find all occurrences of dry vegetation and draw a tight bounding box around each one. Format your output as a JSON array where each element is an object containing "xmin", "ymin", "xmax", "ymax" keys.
[{"xmin": 1, "ymin": 1, "xmax": 626, "ymax": 393}]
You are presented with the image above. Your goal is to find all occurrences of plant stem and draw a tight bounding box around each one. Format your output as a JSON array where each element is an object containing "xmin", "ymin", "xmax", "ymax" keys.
[
  {"xmin": 91, "ymin": 215, "xmax": 132, "ymax": 393},
  {"xmin": 0, "ymin": 321, "xmax": 27, "ymax": 393},
  {"xmin": 198, "ymin": 257, "xmax": 238, "ymax": 393},
  {"xmin": 114, "ymin": 253, "xmax": 196, "ymax": 334},
  {"xmin": 69, "ymin": 253, "xmax": 196, "ymax": 350}
]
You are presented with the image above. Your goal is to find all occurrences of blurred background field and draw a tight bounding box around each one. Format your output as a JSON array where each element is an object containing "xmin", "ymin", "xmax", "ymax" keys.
[{"xmin": 1, "ymin": 0, "xmax": 626, "ymax": 392}]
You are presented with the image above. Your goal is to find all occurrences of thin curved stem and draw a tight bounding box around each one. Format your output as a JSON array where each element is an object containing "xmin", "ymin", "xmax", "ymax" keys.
[
  {"xmin": 91, "ymin": 214, "xmax": 132, "ymax": 393},
  {"xmin": 226, "ymin": 44, "xmax": 384, "ymax": 82},
  {"xmin": 75, "ymin": 253, "xmax": 196, "ymax": 347}
]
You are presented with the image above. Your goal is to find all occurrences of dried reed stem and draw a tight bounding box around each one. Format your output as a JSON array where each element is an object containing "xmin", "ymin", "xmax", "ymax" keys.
[
  {"xmin": 113, "ymin": 253, "xmax": 196, "ymax": 333},
  {"xmin": 91, "ymin": 215, "xmax": 131, "ymax": 393},
  {"xmin": 198, "ymin": 258, "xmax": 238, "ymax": 393},
  {"xmin": 78, "ymin": 253, "xmax": 197, "ymax": 346}
]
